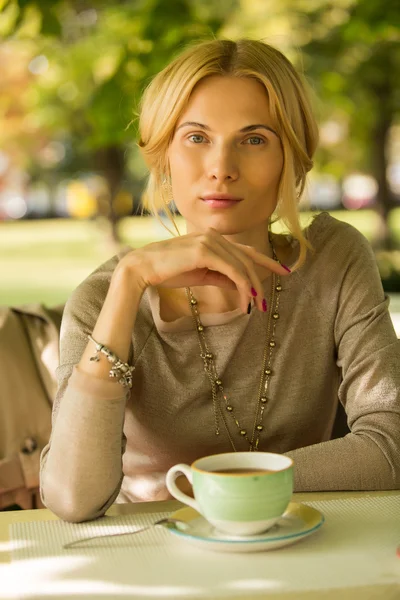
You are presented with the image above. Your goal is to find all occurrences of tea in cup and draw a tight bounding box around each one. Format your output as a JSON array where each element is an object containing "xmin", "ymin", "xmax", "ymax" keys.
[{"xmin": 165, "ymin": 452, "xmax": 293, "ymax": 536}]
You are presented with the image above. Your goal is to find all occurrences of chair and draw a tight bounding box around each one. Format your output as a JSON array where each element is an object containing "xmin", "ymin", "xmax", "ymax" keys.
[{"xmin": 0, "ymin": 304, "xmax": 64, "ymax": 510}]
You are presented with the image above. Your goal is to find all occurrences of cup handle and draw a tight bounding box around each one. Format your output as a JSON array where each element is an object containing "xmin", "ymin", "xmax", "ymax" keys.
[{"xmin": 165, "ymin": 464, "xmax": 200, "ymax": 513}]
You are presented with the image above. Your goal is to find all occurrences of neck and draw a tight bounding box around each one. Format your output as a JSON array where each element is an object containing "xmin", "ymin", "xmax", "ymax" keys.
[{"xmin": 185, "ymin": 221, "xmax": 273, "ymax": 260}]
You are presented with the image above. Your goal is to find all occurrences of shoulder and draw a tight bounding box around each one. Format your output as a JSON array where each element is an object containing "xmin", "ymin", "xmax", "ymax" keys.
[
  {"xmin": 305, "ymin": 211, "xmax": 375, "ymax": 266},
  {"xmin": 307, "ymin": 211, "xmax": 370, "ymax": 246},
  {"xmin": 286, "ymin": 212, "xmax": 381, "ymax": 299},
  {"xmin": 295, "ymin": 213, "xmax": 384, "ymax": 311}
]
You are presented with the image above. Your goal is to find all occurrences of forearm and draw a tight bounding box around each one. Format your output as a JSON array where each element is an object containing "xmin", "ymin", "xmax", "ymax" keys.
[
  {"xmin": 286, "ymin": 433, "xmax": 399, "ymax": 492},
  {"xmin": 41, "ymin": 263, "xmax": 146, "ymax": 522},
  {"xmin": 40, "ymin": 368, "xmax": 127, "ymax": 522}
]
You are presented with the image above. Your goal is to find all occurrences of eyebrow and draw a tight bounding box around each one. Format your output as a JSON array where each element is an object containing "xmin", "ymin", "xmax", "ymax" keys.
[{"xmin": 176, "ymin": 121, "xmax": 279, "ymax": 138}]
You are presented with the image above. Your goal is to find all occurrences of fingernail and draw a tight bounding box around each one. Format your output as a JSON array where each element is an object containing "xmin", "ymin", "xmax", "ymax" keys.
[
  {"xmin": 247, "ymin": 302, "xmax": 252, "ymax": 315},
  {"xmin": 251, "ymin": 287, "xmax": 258, "ymax": 297},
  {"xmin": 262, "ymin": 298, "xmax": 267, "ymax": 312},
  {"xmin": 282, "ymin": 264, "xmax": 291, "ymax": 273}
]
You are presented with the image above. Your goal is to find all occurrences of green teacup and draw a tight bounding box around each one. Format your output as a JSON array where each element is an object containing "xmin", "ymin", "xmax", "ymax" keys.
[{"xmin": 166, "ymin": 452, "xmax": 293, "ymax": 536}]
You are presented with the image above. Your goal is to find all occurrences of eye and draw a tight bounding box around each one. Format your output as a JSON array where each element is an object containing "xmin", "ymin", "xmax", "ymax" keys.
[
  {"xmin": 188, "ymin": 134, "xmax": 206, "ymax": 144},
  {"xmin": 244, "ymin": 136, "xmax": 265, "ymax": 145}
]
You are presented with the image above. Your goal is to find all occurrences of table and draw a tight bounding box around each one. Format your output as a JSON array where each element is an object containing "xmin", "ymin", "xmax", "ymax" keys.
[{"xmin": 1, "ymin": 491, "xmax": 399, "ymax": 600}]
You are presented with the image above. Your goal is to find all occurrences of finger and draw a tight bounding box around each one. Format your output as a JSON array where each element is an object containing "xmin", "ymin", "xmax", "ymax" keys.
[
  {"xmin": 204, "ymin": 231, "xmax": 267, "ymax": 312},
  {"xmin": 196, "ymin": 238, "xmax": 254, "ymax": 313},
  {"xmin": 233, "ymin": 242, "xmax": 292, "ymax": 276},
  {"xmin": 212, "ymin": 239, "xmax": 265, "ymax": 312}
]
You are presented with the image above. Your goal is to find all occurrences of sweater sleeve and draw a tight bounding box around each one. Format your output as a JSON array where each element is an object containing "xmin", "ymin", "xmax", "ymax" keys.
[
  {"xmin": 40, "ymin": 255, "xmax": 130, "ymax": 522},
  {"xmin": 286, "ymin": 222, "xmax": 400, "ymax": 491}
]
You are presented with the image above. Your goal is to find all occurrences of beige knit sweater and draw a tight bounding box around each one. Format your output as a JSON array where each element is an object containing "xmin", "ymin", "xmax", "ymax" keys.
[{"xmin": 40, "ymin": 213, "xmax": 400, "ymax": 522}]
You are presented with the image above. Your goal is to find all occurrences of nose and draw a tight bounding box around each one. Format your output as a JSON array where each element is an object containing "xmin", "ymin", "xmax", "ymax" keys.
[{"xmin": 206, "ymin": 144, "xmax": 239, "ymax": 182}]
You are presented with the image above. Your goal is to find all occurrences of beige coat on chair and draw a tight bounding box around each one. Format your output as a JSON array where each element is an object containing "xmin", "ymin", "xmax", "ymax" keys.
[{"xmin": 0, "ymin": 304, "xmax": 63, "ymax": 509}]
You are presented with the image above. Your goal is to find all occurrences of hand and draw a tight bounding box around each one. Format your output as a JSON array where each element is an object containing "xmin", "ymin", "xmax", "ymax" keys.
[{"xmin": 116, "ymin": 228, "xmax": 290, "ymax": 314}]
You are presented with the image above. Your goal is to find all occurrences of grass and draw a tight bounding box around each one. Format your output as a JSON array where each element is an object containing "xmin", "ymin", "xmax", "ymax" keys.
[{"xmin": 1, "ymin": 209, "xmax": 399, "ymax": 308}]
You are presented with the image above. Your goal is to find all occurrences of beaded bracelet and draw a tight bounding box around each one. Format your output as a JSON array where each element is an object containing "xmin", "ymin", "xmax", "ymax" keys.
[{"xmin": 88, "ymin": 335, "xmax": 135, "ymax": 389}]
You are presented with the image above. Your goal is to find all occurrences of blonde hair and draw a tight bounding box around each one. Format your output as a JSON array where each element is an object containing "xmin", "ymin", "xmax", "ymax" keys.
[{"xmin": 138, "ymin": 39, "xmax": 319, "ymax": 270}]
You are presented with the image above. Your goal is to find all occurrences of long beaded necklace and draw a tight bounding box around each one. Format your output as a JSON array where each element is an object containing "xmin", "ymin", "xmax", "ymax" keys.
[{"xmin": 185, "ymin": 233, "xmax": 282, "ymax": 452}]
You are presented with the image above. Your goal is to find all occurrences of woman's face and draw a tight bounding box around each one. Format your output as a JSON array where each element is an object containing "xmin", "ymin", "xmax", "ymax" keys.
[{"xmin": 168, "ymin": 75, "xmax": 284, "ymax": 236}]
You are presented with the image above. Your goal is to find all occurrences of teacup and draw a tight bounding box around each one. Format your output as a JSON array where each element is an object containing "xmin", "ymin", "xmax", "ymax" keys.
[{"xmin": 165, "ymin": 452, "xmax": 293, "ymax": 536}]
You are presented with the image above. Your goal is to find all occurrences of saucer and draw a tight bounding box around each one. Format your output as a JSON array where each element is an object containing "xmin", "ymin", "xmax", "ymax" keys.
[{"xmin": 165, "ymin": 502, "xmax": 324, "ymax": 553}]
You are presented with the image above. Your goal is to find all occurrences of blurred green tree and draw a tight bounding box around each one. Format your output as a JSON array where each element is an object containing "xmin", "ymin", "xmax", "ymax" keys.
[
  {"xmin": 0, "ymin": 0, "xmax": 237, "ymax": 242},
  {"xmin": 2, "ymin": 0, "xmax": 399, "ymax": 249},
  {"xmin": 301, "ymin": 0, "xmax": 400, "ymax": 249},
  {"xmin": 224, "ymin": 0, "xmax": 400, "ymax": 249}
]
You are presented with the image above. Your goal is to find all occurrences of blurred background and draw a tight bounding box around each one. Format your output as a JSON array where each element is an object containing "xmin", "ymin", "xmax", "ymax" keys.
[{"xmin": 0, "ymin": 0, "xmax": 399, "ymax": 333}]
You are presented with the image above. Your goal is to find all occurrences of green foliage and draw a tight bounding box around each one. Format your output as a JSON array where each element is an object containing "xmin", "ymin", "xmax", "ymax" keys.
[
  {"xmin": 2, "ymin": 0, "xmax": 62, "ymax": 36},
  {"xmin": 299, "ymin": 0, "xmax": 400, "ymax": 176},
  {"xmin": 222, "ymin": 0, "xmax": 400, "ymax": 182},
  {"xmin": 1, "ymin": 0, "xmax": 235, "ymax": 178},
  {"xmin": 1, "ymin": 0, "xmax": 399, "ymax": 243}
]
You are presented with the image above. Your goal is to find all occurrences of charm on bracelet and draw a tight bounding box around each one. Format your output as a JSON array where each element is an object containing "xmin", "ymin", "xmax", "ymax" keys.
[{"xmin": 88, "ymin": 335, "xmax": 135, "ymax": 388}]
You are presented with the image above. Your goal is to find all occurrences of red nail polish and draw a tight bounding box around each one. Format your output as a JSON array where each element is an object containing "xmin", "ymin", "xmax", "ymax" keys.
[
  {"xmin": 262, "ymin": 298, "xmax": 267, "ymax": 312},
  {"xmin": 282, "ymin": 264, "xmax": 291, "ymax": 273},
  {"xmin": 251, "ymin": 287, "xmax": 258, "ymax": 297}
]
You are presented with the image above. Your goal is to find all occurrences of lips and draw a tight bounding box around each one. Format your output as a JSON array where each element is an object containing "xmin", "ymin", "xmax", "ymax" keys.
[
  {"xmin": 202, "ymin": 198, "xmax": 242, "ymax": 209},
  {"xmin": 201, "ymin": 193, "xmax": 243, "ymax": 202}
]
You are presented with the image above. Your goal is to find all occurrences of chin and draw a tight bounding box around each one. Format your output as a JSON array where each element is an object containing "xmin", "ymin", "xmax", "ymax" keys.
[
  {"xmin": 185, "ymin": 210, "xmax": 261, "ymax": 236},
  {"xmin": 205, "ymin": 219, "xmax": 251, "ymax": 236}
]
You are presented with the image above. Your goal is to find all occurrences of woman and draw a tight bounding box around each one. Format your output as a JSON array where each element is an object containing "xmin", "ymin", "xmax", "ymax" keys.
[{"xmin": 40, "ymin": 39, "xmax": 400, "ymax": 523}]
